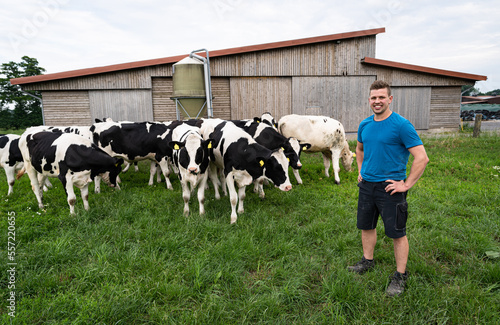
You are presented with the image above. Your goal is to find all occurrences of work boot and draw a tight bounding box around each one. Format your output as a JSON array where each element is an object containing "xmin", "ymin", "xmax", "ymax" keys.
[
  {"xmin": 386, "ymin": 271, "xmax": 408, "ymax": 297},
  {"xmin": 347, "ymin": 256, "xmax": 375, "ymax": 274}
]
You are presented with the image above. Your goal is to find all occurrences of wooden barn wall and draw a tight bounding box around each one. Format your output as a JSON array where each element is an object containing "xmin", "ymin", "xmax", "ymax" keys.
[
  {"xmin": 89, "ymin": 90, "xmax": 153, "ymax": 122},
  {"xmin": 429, "ymin": 86, "xmax": 461, "ymax": 129},
  {"xmin": 391, "ymin": 87, "xmax": 431, "ymax": 130},
  {"xmin": 291, "ymin": 76, "xmax": 375, "ymax": 132},
  {"xmin": 211, "ymin": 78, "xmax": 232, "ymax": 120},
  {"xmin": 211, "ymin": 36, "xmax": 376, "ymax": 77},
  {"xmin": 23, "ymin": 69, "xmax": 154, "ymax": 91},
  {"xmin": 42, "ymin": 91, "xmax": 91, "ymax": 126},
  {"xmin": 151, "ymin": 77, "xmax": 231, "ymax": 121},
  {"xmin": 361, "ymin": 65, "xmax": 476, "ymax": 87},
  {"xmin": 151, "ymin": 77, "xmax": 176, "ymax": 122},
  {"xmin": 230, "ymin": 77, "xmax": 292, "ymax": 120}
]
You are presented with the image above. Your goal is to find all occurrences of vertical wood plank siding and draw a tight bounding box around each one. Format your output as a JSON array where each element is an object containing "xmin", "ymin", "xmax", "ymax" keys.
[
  {"xmin": 429, "ymin": 87, "xmax": 461, "ymax": 129},
  {"xmin": 210, "ymin": 37, "xmax": 376, "ymax": 77},
  {"xmin": 230, "ymin": 77, "xmax": 292, "ymax": 120},
  {"xmin": 391, "ymin": 87, "xmax": 431, "ymax": 130},
  {"xmin": 152, "ymin": 77, "xmax": 231, "ymax": 121},
  {"xmin": 291, "ymin": 76, "xmax": 375, "ymax": 132},
  {"xmin": 42, "ymin": 91, "xmax": 91, "ymax": 126},
  {"xmin": 89, "ymin": 90, "xmax": 153, "ymax": 122}
]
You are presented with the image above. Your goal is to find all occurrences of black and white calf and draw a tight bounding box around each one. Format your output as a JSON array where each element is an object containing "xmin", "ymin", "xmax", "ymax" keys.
[
  {"xmin": 278, "ymin": 114, "xmax": 354, "ymax": 184},
  {"xmin": 90, "ymin": 120, "xmax": 180, "ymax": 189},
  {"xmin": 169, "ymin": 121, "xmax": 213, "ymax": 216},
  {"xmin": 0, "ymin": 134, "xmax": 24, "ymax": 195},
  {"xmin": 208, "ymin": 121, "xmax": 292, "ymax": 224},
  {"xmin": 18, "ymin": 129, "xmax": 123, "ymax": 214},
  {"xmin": 232, "ymin": 118, "xmax": 310, "ymax": 196}
]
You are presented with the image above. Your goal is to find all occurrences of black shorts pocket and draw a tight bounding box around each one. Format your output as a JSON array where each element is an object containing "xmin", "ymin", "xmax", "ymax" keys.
[{"xmin": 395, "ymin": 201, "xmax": 408, "ymax": 230}]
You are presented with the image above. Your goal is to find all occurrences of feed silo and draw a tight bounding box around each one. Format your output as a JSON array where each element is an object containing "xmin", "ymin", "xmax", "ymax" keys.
[{"xmin": 171, "ymin": 49, "xmax": 213, "ymax": 119}]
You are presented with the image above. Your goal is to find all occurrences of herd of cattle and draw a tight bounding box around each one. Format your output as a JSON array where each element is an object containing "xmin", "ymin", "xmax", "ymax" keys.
[{"xmin": 0, "ymin": 113, "xmax": 354, "ymax": 223}]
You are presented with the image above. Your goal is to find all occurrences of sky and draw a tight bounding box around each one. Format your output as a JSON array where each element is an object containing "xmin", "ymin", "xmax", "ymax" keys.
[{"xmin": 1, "ymin": 0, "xmax": 499, "ymax": 92}]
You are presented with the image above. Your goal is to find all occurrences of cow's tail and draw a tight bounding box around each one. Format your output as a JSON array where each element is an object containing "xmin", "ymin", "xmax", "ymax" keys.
[{"xmin": 16, "ymin": 167, "xmax": 26, "ymax": 180}]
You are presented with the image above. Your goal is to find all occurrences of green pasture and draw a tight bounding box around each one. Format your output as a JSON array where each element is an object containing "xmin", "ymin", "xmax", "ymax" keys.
[{"xmin": 1, "ymin": 132, "xmax": 499, "ymax": 324}]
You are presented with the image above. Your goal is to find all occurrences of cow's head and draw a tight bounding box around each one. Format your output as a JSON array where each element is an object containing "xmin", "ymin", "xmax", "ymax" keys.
[
  {"xmin": 170, "ymin": 135, "xmax": 212, "ymax": 175},
  {"xmin": 107, "ymin": 158, "xmax": 124, "ymax": 187},
  {"xmin": 284, "ymin": 138, "xmax": 311, "ymax": 169},
  {"xmin": 340, "ymin": 140, "xmax": 354, "ymax": 172},
  {"xmin": 263, "ymin": 148, "xmax": 292, "ymax": 192}
]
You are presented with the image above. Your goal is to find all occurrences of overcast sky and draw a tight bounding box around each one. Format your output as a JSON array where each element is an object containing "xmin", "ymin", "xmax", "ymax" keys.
[{"xmin": 1, "ymin": 0, "xmax": 499, "ymax": 92}]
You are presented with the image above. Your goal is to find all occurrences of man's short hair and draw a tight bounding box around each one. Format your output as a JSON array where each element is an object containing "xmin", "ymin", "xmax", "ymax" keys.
[{"xmin": 370, "ymin": 80, "xmax": 391, "ymax": 96}]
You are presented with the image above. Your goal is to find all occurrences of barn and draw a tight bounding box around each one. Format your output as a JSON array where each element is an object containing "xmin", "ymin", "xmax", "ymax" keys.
[{"xmin": 10, "ymin": 27, "xmax": 487, "ymax": 134}]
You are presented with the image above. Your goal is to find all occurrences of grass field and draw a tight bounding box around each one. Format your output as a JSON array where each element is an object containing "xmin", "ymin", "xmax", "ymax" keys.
[{"xmin": 1, "ymin": 131, "xmax": 499, "ymax": 324}]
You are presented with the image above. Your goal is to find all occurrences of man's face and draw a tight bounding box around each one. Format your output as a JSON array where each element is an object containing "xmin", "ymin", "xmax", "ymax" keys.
[{"xmin": 369, "ymin": 88, "xmax": 393, "ymax": 118}]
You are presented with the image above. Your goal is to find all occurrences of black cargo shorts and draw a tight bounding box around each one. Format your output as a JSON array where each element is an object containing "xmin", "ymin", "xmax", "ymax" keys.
[{"xmin": 356, "ymin": 180, "xmax": 408, "ymax": 238}]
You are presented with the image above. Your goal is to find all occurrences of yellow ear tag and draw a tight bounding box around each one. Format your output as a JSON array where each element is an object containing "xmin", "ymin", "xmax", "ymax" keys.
[
  {"xmin": 352, "ymin": 153, "xmax": 356, "ymax": 158},
  {"xmin": 207, "ymin": 142, "xmax": 212, "ymax": 149},
  {"xmin": 174, "ymin": 144, "xmax": 180, "ymax": 150},
  {"xmin": 115, "ymin": 162, "xmax": 120, "ymax": 167},
  {"xmin": 259, "ymin": 160, "xmax": 264, "ymax": 167},
  {"xmin": 281, "ymin": 147, "xmax": 285, "ymax": 151},
  {"xmin": 287, "ymin": 158, "xmax": 290, "ymax": 162},
  {"xmin": 302, "ymin": 146, "xmax": 307, "ymax": 151}
]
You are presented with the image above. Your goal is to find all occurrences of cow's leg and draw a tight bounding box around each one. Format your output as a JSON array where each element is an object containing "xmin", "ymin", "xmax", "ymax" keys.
[
  {"xmin": 122, "ymin": 161, "xmax": 131, "ymax": 173},
  {"xmin": 225, "ymin": 173, "xmax": 238, "ymax": 224},
  {"xmin": 42, "ymin": 178, "xmax": 53, "ymax": 191},
  {"xmin": 158, "ymin": 160, "xmax": 173, "ymax": 190},
  {"xmin": 180, "ymin": 180, "xmax": 191, "ymax": 216},
  {"xmin": 322, "ymin": 152, "xmax": 332, "ymax": 178},
  {"xmin": 26, "ymin": 165, "xmax": 44, "ymax": 209},
  {"xmin": 37, "ymin": 173, "xmax": 49, "ymax": 192},
  {"xmin": 198, "ymin": 174, "xmax": 209, "ymax": 215},
  {"xmin": 253, "ymin": 179, "xmax": 265, "ymax": 199},
  {"xmin": 62, "ymin": 176, "xmax": 77, "ymax": 214},
  {"xmin": 330, "ymin": 148, "xmax": 341, "ymax": 185},
  {"xmin": 219, "ymin": 168, "xmax": 227, "ymax": 197},
  {"xmin": 81, "ymin": 184, "xmax": 90, "ymax": 211},
  {"xmin": 292, "ymin": 168, "xmax": 303, "ymax": 184},
  {"xmin": 208, "ymin": 163, "xmax": 221, "ymax": 199},
  {"xmin": 94, "ymin": 175, "xmax": 101, "ymax": 193},
  {"xmin": 237, "ymin": 185, "xmax": 246, "ymax": 214},
  {"xmin": 148, "ymin": 161, "xmax": 156, "ymax": 186},
  {"xmin": 5, "ymin": 167, "xmax": 16, "ymax": 195},
  {"xmin": 156, "ymin": 163, "xmax": 162, "ymax": 183}
]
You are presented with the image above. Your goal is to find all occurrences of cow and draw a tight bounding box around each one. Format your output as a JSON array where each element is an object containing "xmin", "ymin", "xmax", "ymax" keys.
[
  {"xmin": 0, "ymin": 134, "xmax": 24, "ymax": 195},
  {"xmin": 18, "ymin": 129, "xmax": 123, "ymax": 214},
  {"xmin": 22, "ymin": 125, "xmax": 118, "ymax": 193},
  {"xmin": 169, "ymin": 121, "xmax": 213, "ymax": 216},
  {"xmin": 278, "ymin": 114, "xmax": 354, "ymax": 185},
  {"xmin": 231, "ymin": 117, "xmax": 310, "ymax": 197},
  {"xmin": 90, "ymin": 120, "xmax": 181, "ymax": 189},
  {"xmin": 207, "ymin": 121, "xmax": 292, "ymax": 224}
]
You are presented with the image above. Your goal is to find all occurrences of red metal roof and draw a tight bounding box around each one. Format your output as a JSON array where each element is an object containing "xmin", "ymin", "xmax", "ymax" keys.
[
  {"xmin": 361, "ymin": 57, "xmax": 487, "ymax": 81},
  {"xmin": 10, "ymin": 27, "xmax": 487, "ymax": 85},
  {"xmin": 10, "ymin": 28, "xmax": 386, "ymax": 85}
]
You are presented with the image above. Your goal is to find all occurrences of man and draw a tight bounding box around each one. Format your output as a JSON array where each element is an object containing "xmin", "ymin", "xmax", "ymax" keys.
[{"xmin": 348, "ymin": 80, "xmax": 429, "ymax": 297}]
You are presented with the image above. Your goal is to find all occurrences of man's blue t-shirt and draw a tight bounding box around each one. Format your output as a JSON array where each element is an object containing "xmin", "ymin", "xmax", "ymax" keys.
[{"xmin": 357, "ymin": 112, "xmax": 423, "ymax": 182}]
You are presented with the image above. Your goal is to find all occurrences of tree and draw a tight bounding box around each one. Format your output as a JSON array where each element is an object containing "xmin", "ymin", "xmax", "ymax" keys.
[
  {"xmin": 461, "ymin": 85, "xmax": 481, "ymax": 96},
  {"xmin": 485, "ymin": 89, "xmax": 500, "ymax": 96},
  {"xmin": 0, "ymin": 56, "xmax": 45, "ymax": 129}
]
